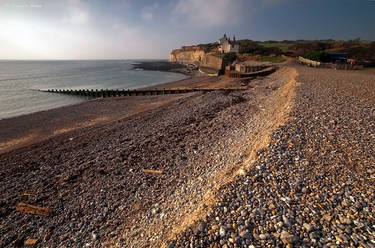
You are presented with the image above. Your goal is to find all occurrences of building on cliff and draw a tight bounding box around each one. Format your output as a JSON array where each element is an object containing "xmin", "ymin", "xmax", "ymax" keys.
[{"xmin": 218, "ymin": 34, "xmax": 240, "ymax": 53}]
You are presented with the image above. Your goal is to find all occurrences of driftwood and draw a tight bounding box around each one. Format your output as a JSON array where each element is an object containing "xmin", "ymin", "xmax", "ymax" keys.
[
  {"xmin": 24, "ymin": 239, "xmax": 38, "ymax": 245},
  {"xmin": 16, "ymin": 202, "xmax": 53, "ymax": 216},
  {"xmin": 142, "ymin": 169, "xmax": 163, "ymax": 175}
]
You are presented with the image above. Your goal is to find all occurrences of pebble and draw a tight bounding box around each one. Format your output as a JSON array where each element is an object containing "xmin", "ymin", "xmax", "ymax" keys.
[
  {"xmin": 258, "ymin": 234, "xmax": 267, "ymax": 240},
  {"xmin": 219, "ymin": 227, "xmax": 226, "ymax": 237},
  {"xmin": 303, "ymin": 223, "xmax": 313, "ymax": 232},
  {"xmin": 239, "ymin": 231, "xmax": 251, "ymax": 240},
  {"xmin": 280, "ymin": 230, "xmax": 296, "ymax": 244},
  {"xmin": 169, "ymin": 68, "xmax": 375, "ymax": 247}
]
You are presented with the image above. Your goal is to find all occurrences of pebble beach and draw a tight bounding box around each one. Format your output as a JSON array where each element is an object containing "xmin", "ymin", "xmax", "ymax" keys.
[{"xmin": 0, "ymin": 64, "xmax": 374, "ymax": 248}]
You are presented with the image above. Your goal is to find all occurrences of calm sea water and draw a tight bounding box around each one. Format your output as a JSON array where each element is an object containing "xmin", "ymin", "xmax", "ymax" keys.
[{"xmin": 0, "ymin": 60, "xmax": 187, "ymax": 120}]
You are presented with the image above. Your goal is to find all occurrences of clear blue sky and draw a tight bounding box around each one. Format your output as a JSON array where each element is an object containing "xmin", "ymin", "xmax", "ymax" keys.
[{"xmin": 0, "ymin": 0, "xmax": 374, "ymax": 59}]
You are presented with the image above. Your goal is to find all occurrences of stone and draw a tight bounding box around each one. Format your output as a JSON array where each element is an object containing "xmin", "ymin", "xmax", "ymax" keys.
[
  {"xmin": 240, "ymin": 210, "xmax": 248, "ymax": 217},
  {"xmin": 219, "ymin": 226, "xmax": 226, "ymax": 237},
  {"xmin": 239, "ymin": 231, "xmax": 251, "ymax": 240},
  {"xmin": 282, "ymin": 215, "xmax": 291, "ymax": 226},
  {"xmin": 151, "ymin": 208, "xmax": 158, "ymax": 215},
  {"xmin": 280, "ymin": 230, "xmax": 296, "ymax": 244},
  {"xmin": 259, "ymin": 234, "xmax": 267, "ymax": 240},
  {"xmin": 303, "ymin": 223, "xmax": 313, "ymax": 232},
  {"xmin": 92, "ymin": 233, "xmax": 97, "ymax": 240},
  {"xmin": 198, "ymin": 222, "xmax": 206, "ymax": 232},
  {"xmin": 323, "ymin": 214, "xmax": 332, "ymax": 222}
]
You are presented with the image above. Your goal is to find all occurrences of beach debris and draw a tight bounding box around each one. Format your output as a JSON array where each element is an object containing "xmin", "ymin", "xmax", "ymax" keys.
[
  {"xmin": 24, "ymin": 239, "xmax": 38, "ymax": 245},
  {"xmin": 142, "ymin": 169, "xmax": 163, "ymax": 175},
  {"xmin": 16, "ymin": 202, "xmax": 53, "ymax": 216}
]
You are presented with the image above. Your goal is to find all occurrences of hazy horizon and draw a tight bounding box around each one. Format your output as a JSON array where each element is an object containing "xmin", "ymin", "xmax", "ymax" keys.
[{"xmin": 1, "ymin": 0, "xmax": 374, "ymax": 60}]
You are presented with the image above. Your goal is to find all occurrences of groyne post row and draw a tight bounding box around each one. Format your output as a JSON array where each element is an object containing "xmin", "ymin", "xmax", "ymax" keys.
[{"xmin": 40, "ymin": 88, "xmax": 245, "ymax": 98}]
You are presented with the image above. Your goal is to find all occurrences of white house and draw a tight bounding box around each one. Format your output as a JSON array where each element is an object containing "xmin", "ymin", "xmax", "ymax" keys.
[{"xmin": 218, "ymin": 34, "xmax": 240, "ymax": 53}]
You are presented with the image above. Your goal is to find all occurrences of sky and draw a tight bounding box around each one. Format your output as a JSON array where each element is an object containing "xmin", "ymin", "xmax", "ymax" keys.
[{"xmin": 0, "ymin": 0, "xmax": 374, "ymax": 60}]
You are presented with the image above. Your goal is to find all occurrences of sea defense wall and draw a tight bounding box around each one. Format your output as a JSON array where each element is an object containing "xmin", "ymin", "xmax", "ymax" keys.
[{"xmin": 202, "ymin": 54, "xmax": 224, "ymax": 71}]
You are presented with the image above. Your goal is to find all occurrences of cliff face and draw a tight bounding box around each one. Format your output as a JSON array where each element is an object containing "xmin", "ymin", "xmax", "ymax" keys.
[
  {"xmin": 169, "ymin": 46, "xmax": 206, "ymax": 63},
  {"xmin": 170, "ymin": 45, "xmax": 223, "ymax": 71}
]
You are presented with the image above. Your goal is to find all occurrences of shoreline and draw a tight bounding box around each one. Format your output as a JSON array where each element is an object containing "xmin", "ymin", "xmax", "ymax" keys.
[
  {"xmin": 0, "ymin": 69, "xmax": 249, "ymax": 154},
  {"xmin": 0, "ymin": 60, "xmax": 189, "ymax": 122}
]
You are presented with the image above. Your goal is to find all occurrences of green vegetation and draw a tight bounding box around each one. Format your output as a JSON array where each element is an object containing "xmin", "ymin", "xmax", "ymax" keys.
[
  {"xmin": 238, "ymin": 40, "xmax": 282, "ymax": 56},
  {"xmin": 260, "ymin": 42, "xmax": 291, "ymax": 53},
  {"xmin": 223, "ymin": 52, "xmax": 237, "ymax": 64},
  {"xmin": 198, "ymin": 42, "xmax": 219, "ymax": 53},
  {"xmin": 258, "ymin": 56, "xmax": 286, "ymax": 63},
  {"xmin": 253, "ymin": 40, "xmax": 375, "ymax": 63},
  {"xmin": 304, "ymin": 51, "xmax": 329, "ymax": 62},
  {"xmin": 196, "ymin": 39, "xmax": 375, "ymax": 64}
]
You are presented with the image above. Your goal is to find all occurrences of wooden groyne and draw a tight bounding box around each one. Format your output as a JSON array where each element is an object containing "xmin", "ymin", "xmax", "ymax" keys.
[{"xmin": 37, "ymin": 88, "xmax": 246, "ymax": 98}]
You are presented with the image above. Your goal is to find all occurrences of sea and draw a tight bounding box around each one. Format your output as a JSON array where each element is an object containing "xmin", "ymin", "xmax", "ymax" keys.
[{"xmin": 0, "ymin": 60, "xmax": 187, "ymax": 120}]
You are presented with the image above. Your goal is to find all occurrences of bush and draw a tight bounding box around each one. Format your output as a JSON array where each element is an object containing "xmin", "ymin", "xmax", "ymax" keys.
[
  {"xmin": 258, "ymin": 56, "xmax": 286, "ymax": 63},
  {"xmin": 238, "ymin": 40, "xmax": 282, "ymax": 56},
  {"xmin": 223, "ymin": 52, "xmax": 237, "ymax": 64},
  {"xmin": 198, "ymin": 42, "xmax": 218, "ymax": 53},
  {"xmin": 305, "ymin": 51, "xmax": 329, "ymax": 62}
]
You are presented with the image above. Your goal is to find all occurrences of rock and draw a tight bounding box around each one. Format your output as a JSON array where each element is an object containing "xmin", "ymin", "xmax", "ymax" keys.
[
  {"xmin": 219, "ymin": 226, "xmax": 226, "ymax": 237},
  {"xmin": 239, "ymin": 231, "xmax": 251, "ymax": 240},
  {"xmin": 323, "ymin": 214, "xmax": 332, "ymax": 222},
  {"xmin": 302, "ymin": 187, "xmax": 309, "ymax": 193},
  {"xmin": 339, "ymin": 216, "xmax": 352, "ymax": 225},
  {"xmin": 223, "ymin": 206, "xmax": 228, "ymax": 214},
  {"xmin": 198, "ymin": 222, "xmax": 206, "ymax": 232},
  {"xmin": 151, "ymin": 208, "xmax": 158, "ymax": 215},
  {"xmin": 303, "ymin": 223, "xmax": 313, "ymax": 232},
  {"xmin": 259, "ymin": 234, "xmax": 267, "ymax": 240},
  {"xmin": 282, "ymin": 215, "xmax": 291, "ymax": 226},
  {"xmin": 240, "ymin": 209, "xmax": 248, "ymax": 217},
  {"xmin": 280, "ymin": 230, "xmax": 296, "ymax": 244}
]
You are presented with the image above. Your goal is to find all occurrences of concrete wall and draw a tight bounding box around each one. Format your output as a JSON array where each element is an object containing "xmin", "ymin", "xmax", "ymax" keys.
[{"xmin": 202, "ymin": 54, "xmax": 223, "ymax": 71}]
